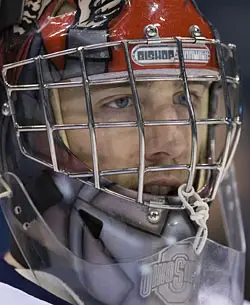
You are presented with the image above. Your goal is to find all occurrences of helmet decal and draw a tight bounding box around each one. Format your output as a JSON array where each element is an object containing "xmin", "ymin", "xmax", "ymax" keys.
[
  {"xmin": 13, "ymin": 0, "xmax": 42, "ymax": 35},
  {"xmin": 0, "ymin": 1, "xmax": 245, "ymax": 305},
  {"xmin": 78, "ymin": 0, "xmax": 125, "ymax": 28},
  {"xmin": 13, "ymin": 0, "xmax": 55, "ymax": 35}
]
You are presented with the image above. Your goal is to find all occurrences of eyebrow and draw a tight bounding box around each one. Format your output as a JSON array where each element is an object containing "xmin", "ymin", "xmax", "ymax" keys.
[
  {"xmin": 174, "ymin": 81, "xmax": 210, "ymax": 90},
  {"xmin": 90, "ymin": 80, "xmax": 210, "ymax": 94},
  {"xmin": 91, "ymin": 82, "xmax": 130, "ymax": 91}
]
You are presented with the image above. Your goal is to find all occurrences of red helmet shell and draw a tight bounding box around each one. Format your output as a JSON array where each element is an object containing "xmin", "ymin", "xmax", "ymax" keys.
[{"xmin": 3, "ymin": 0, "xmax": 219, "ymax": 82}]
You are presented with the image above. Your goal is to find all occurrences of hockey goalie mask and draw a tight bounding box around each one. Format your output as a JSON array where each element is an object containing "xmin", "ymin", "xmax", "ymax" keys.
[{"xmin": 0, "ymin": 0, "xmax": 245, "ymax": 305}]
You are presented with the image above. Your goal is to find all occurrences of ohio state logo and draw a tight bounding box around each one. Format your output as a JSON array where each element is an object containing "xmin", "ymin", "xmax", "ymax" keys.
[{"xmin": 139, "ymin": 244, "xmax": 197, "ymax": 304}]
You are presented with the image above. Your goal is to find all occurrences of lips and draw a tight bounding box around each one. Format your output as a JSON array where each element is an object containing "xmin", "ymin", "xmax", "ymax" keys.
[
  {"xmin": 144, "ymin": 185, "xmax": 171, "ymax": 195},
  {"xmin": 143, "ymin": 177, "xmax": 182, "ymax": 196}
]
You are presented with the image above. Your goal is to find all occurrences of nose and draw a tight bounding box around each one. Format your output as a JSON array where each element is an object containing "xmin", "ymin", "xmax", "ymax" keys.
[{"xmin": 144, "ymin": 104, "xmax": 188, "ymax": 163}]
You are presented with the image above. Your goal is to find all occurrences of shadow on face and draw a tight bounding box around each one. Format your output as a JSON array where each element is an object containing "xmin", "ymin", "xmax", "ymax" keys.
[{"xmin": 52, "ymin": 80, "xmax": 213, "ymax": 193}]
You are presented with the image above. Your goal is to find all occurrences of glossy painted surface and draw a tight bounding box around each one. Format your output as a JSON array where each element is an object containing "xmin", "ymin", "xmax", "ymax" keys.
[
  {"xmin": 22, "ymin": 0, "xmax": 218, "ymax": 76},
  {"xmin": 108, "ymin": 0, "xmax": 218, "ymax": 72}
]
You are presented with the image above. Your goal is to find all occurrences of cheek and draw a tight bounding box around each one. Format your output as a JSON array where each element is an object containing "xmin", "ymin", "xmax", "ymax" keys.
[
  {"xmin": 65, "ymin": 128, "xmax": 140, "ymax": 169},
  {"xmin": 66, "ymin": 129, "xmax": 92, "ymax": 162},
  {"xmin": 197, "ymin": 125, "xmax": 208, "ymax": 156},
  {"xmin": 96, "ymin": 127, "xmax": 140, "ymax": 169}
]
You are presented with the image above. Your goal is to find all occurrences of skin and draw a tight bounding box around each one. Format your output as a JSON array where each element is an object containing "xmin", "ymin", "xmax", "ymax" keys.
[
  {"xmin": 4, "ymin": 5, "xmax": 231, "ymax": 302},
  {"xmin": 57, "ymin": 80, "xmax": 210, "ymax": 192},
  {"xmin": 4, "ymin": 80, "xmax": 229, "ymax": 303}
]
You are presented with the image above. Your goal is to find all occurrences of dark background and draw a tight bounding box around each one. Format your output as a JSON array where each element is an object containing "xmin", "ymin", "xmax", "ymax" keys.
[
  {"xmin": 196, "ymin": 0, "xmax": 250, "ymax": 300},
  {"xmin": 1, "ymin": 0, "xmax": 250, "ymax": 300}
]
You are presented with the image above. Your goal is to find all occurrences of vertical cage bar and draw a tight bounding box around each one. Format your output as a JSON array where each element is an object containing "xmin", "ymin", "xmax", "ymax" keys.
[
  {"xmin": 123, "ymin": 41, "xmax": 145, "ymax": 204},
  {"xmin": 78, "ymin": 47, "xmax": 100, "ymax": 189},
  {"xmin": 35, "ymin": 56, "xmax": 59, "ymax": 171},
  {"xmin": 223, "ymin": 122, "xmax": 241, "ymax": 177},
  {"xmin": 210, "ymin": 41, "xmax": 233, "ymax": 199},
  {"xmin": 176, "ymin": 38, "xmax": 198, "ymax": 193},
  {"xmin": 2, "ymin": 69, "xmax": 19, "ymax": 131},
  {"xmin": 222, "ymin": 44, "xmax": 242, "ymax": 178},
  {"xmin": 230, "ymin": 44, "xmax": 242, "ymax": 121}
]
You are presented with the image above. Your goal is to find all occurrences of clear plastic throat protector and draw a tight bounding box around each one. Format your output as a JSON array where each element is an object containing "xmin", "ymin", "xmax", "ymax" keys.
[
  {"xmin": 0, "ymin": 163, "xmax": 245, "ymax": 305},
  {"xmin": 0, "ymin": 13, "xmax": 245, "ymax": 305}
]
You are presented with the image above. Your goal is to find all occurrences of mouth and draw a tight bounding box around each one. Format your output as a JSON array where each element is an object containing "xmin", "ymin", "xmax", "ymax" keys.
[
  {"xmin": 143, "ymin": 177, "xmax": 182, "ymax": 196},
  {"xmin": 144, "ymin": 185, "xmax": 177, "ymax": 196}
]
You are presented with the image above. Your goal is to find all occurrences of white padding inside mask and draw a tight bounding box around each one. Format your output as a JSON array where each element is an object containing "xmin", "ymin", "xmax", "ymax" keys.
[
  {"xmin": 87, "ymin": 68, "xmax": 220, "ymax": 82},
  {"xmin": 50, "ymin": 88, "xmax": 70, "ymax": 148}
]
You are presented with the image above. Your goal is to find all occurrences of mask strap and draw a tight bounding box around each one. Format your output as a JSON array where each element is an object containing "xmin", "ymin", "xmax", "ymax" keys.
[{"xmin": 178, "ymin": 184, "xmax": 209, "ymax": 255}]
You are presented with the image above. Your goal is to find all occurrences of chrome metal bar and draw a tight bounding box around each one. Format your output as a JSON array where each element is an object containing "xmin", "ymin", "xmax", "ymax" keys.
[
  {"xmin": 210, "ymin": 41, "xmax": 234, "ymax": 200},
  {"xmin": 5, "ymin": 74, "xmax": 238, "ymax": 92},
  {"xmin": 35, "ymin": 56, "xmax": 59, "ymax": 171},
  {"xmin": 53, "ymin": 123, "xmax": 89, "ymax": 131},
  {"xmin": 146, "ymin": 163, "xmax": 220, "ymax": 171},
  {"xmin": 229, "ymin": 44, "xmax": 240, "ymax": 86},
  {"xmin": 221, "ymin": 44, "xmax": 242, "ymax": 176},
  {"xmin": 68, "ymin": 163, "xmax": 220, "ymax": 179},
  {"xmin": 4, "ymin": 75, "xmax": 238, "ymax": 93},
  {"xmin": 176, "ymin": 38, "xmax": 198, "ymax": 193},
  {"xmin": 5, "ymin": 76, "xmax": 219, "ymax": 91},
  {"xmin": 2, "ymin": 78, "xmax": 31, "ymax": 162},
  {"xmin": 100, "ymin": 168, "xmax": 138, "ymax": 176},
  {"xmin": 145, "ymin": 118, "xmax": 228, "ymax": 126},
  {"xmin": 47, "ymin": 81, "xmax": 83, "ymax": 89},
  {"xmin": 4, "ymin": 84, "xmax": 40, "ymax": 91},
  {"xmin": 123, "ymin": 41, "xmax": 145, "ymax": 204},
  {"xmin": 2, "ymin": 37, "xmax": 219, "ymax": 71},
  {"xmin": 18, "ymin": 125, "xmax": 47, "ymax": 132},
  {"xmin": 88, "ymin": 75, "xmax": 221, "ymax": 86},
  {"xmin": 229, "ymin": 44, "xmax": 242, "ymax": 120},
  {"xmin": 69, "ymin": 173, "xmax": 95, "ymax": 178},
  {"xmin": 16, "ymin": 133, "xmax": 54, "ymax": 169},
  {"xmin": 223, "ymin": 121, "xmax": 242, "ymax": 177},
  {"xmin": 146, "ymin": 164, "xmax": 190, "ymax": 172},
  {"xmin": 2, "ymin": 69, "xmax": 17, "ymax": 124},
  {"xmin": 16, "ymin": 117, "xmax": 230, "ymax": 133},
  {"xmin": 5, "ymin": 89, "xmax": 17, "ymax": 127},
  {"xmin": 2, "ymin": 57, "xmax": 37, "ymax": 70},
  {"xmin": 78, "ymin": 47, "xmax": 100, "ymax": 189},
  {"xmin": 1, "ymin": 36, "xmax": 238, "ymax": 207},
  {"xmin": 196, "ymin": 164, "xmax": 220, "ymax": 170}
]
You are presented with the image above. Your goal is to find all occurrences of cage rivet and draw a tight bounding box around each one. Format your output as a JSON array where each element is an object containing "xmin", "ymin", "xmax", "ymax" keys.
[
  {"xmin": 14, "ymin": 206, "xmax": 22, "ymax": 215},
  {"xmin": 148, "ymin": 209, "xmax": 161, "ymax": 223},
  {"xmin": 144, "ymin": 24, "xmax": 159, "ymax": 38},
  {"xmin": 189, "ymin": 25, "xmax": 202, "ymax": 38},
  {"xmin": 23, "ymin": 222, "xmax": 30, "ymax": 231},
  {"xmin": 2, "ymin": 103, "xmax": 11, "ymax": 116}
]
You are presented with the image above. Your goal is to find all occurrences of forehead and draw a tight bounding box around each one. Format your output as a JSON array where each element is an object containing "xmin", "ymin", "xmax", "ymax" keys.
[{"xmin": 89, "ymin": 80, "xmax": 209, "ymax": 94}]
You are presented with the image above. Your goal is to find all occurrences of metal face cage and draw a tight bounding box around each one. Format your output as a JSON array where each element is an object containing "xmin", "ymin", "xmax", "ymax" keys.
[{"xmin": 1, "ymin": 36, "xmax": 242, "ymax": 207}]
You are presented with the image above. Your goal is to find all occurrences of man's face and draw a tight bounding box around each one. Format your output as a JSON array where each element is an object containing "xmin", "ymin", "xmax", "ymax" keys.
[{"xmin": 56, "ymin": 80, "xmax": 209, "ymax": 195}]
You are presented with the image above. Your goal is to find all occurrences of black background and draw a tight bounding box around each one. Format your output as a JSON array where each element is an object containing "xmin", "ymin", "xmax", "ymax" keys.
[{"xmin": 196, "ymin": 0, "xmax": 250, "ymax": 299}]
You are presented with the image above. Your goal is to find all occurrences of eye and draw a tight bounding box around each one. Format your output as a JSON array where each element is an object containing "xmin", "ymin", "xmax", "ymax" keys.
[
  {"xmin": 106, "ymin": 96, "xmax": 133, "ymax": 109},
  {"xmin": 173, "ymin": 92, "xmax": 198, "ymax": 107}
]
